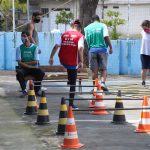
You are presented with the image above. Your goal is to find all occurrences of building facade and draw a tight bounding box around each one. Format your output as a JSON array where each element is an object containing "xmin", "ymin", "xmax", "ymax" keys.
[{"xmin": 29, "ymin": 0, "xmax": 150, "ymax": 37}]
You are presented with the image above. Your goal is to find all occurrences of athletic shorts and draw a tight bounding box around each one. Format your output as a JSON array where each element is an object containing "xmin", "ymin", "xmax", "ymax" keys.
[
  {"xmin": 89, "ymin": 52, "xmax": 108, "ymax": 71},
  {"xmin": 140, "ymin": 54, "xmax": 150, "ymax": 69}
]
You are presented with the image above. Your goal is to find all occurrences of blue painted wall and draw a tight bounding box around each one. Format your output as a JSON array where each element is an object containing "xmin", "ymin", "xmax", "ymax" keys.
[{"xmin": 0, "ymin": 32, "xmax": 142, "ymax": 75}]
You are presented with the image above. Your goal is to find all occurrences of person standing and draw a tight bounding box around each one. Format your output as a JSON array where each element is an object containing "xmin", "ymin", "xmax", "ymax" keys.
[
  {"xmin": 16, "ymin": 31, "xmax": 45, "ymax": 97},
  {"xmin": 140, "ymin": 20, "xmax": 150, "ymax": 86},
  {"xmin": 49, "ymin": 20, "xmax": 84, "ymax": 109},
  {"xmin": 84, "ymin": 15, "xmax": 112, "ymax": 91},
  {"xmin": 25, "ymin": 11, "xmax": 42, "ymax": 54}
]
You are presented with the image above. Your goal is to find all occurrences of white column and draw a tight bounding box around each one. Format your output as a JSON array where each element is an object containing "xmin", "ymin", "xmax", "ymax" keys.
[
  {"xmin": 27, "ymin": 0, "xmax": 30, "ymax": 21},
  {"xmin": 12, "ymin": 0, "xmax": 15, "ymax": 32}
]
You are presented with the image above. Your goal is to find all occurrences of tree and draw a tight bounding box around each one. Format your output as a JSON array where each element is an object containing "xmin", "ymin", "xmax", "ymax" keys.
[
  {"xmin": 79, "ymin": 0, "xmax": 99, "ymax": 29},
  {"xmin": 0, "ymin": 0, "xmax": 26, "ymax": 31},
  {"xmin": 102, "ymin": 10, "xmax": 126, "ymax": 40},
  {"xmin": 55, "ymin": 10, "xmax": 74, "ymax": 31},
  {"xmin": 79, "ymin": 0, "xmax": 99, "ymax": 67}
]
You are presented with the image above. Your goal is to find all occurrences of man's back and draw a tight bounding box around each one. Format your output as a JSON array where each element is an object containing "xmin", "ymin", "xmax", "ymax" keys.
[{"xmin": 84, "ymin": 22, "xmax": 107, "ymax": 49}]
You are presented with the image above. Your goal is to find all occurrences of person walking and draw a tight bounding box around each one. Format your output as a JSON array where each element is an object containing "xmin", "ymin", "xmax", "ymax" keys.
[
  {"xmin": 140, "ymin": 20, "xmax": 150, "ymax": 86},
  {"xmin": 84, "ymin": 15, "xmax": 112, "ymax": 91},
  {"xmin": 49, "ymin": 19, "xmax": 84, "ymax": 109}
]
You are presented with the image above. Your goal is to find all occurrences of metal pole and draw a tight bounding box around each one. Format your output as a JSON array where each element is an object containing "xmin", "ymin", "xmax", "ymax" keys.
[
  {"xmin": 127, "ymin": 0, "xmax": 130, "ymax": 39},
  {"xmin": 27, "ymin": 0, "xmax": 30, "ymax": 21},
  {"xmin": 12, "ymin": 0, "xmax": 15, "ymax": 32}
]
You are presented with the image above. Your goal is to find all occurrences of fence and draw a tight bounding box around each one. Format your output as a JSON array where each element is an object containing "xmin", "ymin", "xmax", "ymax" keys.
[{"xmin": 0, "ymin": 32, "xmax": 141, "ymax": 75}]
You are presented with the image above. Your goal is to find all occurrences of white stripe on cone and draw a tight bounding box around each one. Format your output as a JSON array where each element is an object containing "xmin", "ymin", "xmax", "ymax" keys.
[
  {"xmin": 140, "ymin": 118, "xmax": 150, "ymax": 124},
  {"xmin": 67, "ymin": 118, "xmax": 75, "ymax": 125},
  {"xmin": 64, "ymin": 131, "xmax": 78, "ymax": 139},
  {"xmin": 95, "ymin": 102, "xmax": 104, "ymax": 107}
]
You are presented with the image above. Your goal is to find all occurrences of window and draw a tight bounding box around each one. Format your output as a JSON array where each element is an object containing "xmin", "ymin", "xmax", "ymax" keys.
[
  {"xmin": 103, "ymin": 5, "xmax": 108, "ymax": 9},
  {"xmin": 41, "ymin": 8, "xmax": 49, "ymax": 17},
  {"xmin": 113, "ymin": 6, "xmax": 119, "ymax": 9},
  {"xmin": 51, "ymin": 8, "xmax": 70, "ymax": 11}
]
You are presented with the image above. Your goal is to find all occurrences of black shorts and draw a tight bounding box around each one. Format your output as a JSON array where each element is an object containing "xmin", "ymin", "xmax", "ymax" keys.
[{"xmin": 140, "ymin": 54, "xmax": 150, "ymax": 69}]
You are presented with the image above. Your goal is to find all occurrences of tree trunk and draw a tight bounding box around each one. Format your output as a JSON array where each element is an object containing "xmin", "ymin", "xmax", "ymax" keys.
[
  {"xmin": 79, "ymin": 0, "xmax": 99, "ymax": 29},
  {"xmin": 79, "ymin": 0, "xmax": 99, "ymax": 67}
]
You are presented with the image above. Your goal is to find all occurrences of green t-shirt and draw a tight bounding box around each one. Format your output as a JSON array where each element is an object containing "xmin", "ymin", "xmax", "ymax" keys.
[
  {"xmin": 84, "ymin": 22, "xmax": 108, "ymax": 49},
  {"xmin": 20, "ymin": 44, "xmax": 37, "ymax": 62}
]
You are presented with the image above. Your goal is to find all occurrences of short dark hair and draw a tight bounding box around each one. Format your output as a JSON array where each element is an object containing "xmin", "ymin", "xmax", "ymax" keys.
[
  {"xmin": 73, "ymin": 19, "xmax": 82, "ymax": 30},
  {"xmin": 32, "ymin": 11, "xmax": 42, "ymax": 17},
  {"xmin": 92, "ymin": 15, "xmax": 100, "ymax": 22},
  {"xmin": 141, "ymin": 20, "xmax": 150, "ymax": 28},
  {"xmin": 21, "ymin": 31, "xmax": 30, "ymax": 36}
]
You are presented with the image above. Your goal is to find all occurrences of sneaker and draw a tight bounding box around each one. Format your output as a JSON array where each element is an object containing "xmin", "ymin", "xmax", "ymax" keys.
[
  {"xmin": 20, "ymin": 90, "xmax": 27, "ymax": 98},
  {"xmin": 142, "ymin": 81, "xmax": 146, "ymax": 86},
  {"xmin": 72, "ymin": 104, "xmax": 79, "ymax": 110},
  {"xmin": 101, "ymin": 82, "xmax": 109, "ymax": 91},
  {"xmin": 35, "ymin": 91, "xmax": 42, "ymax": 97}
]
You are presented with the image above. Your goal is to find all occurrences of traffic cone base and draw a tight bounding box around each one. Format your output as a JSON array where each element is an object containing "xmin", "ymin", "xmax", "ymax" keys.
[
  {"xmin": 61, "ymin": 142, "xmax": 84, "ymax": 149},
  {"xmin": 91, "ymin": 109, "xmax": 108, "ymax": 115}
]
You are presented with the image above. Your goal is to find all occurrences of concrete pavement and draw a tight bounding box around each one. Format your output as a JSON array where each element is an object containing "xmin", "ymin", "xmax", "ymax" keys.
[{"xmin": 0, "ymin": 71, "xmax": 150, "ymax": 150}]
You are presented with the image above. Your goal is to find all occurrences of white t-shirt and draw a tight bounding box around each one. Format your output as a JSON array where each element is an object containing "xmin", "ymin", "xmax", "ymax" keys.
[{"xmin": 140, "ymin": 30, "xmax": 150, "ymax": 55}]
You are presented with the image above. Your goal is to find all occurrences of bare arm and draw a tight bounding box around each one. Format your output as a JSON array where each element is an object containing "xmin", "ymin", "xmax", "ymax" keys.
[
  {"xmin": 78, "ymin": 46, "xmax": 84, "ymax": 70},
  {"xmin": 28, "ymin": 23, "xmax": 36, "ymax": 44},
  {"xmin": 18, "ymin": 60, "xmax": 38, "ymax": 69},
  {"xmin": 104, "ymin": 36, "xmax": 113, "ymax": 54},
  {"xmin": 49, "ymin": 44, "xmax": 60, "ymax": 65}
]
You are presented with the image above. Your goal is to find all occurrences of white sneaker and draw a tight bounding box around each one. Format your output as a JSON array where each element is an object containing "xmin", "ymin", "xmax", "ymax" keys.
[{"xmin": 101, "ymin": 82, "xmax": 109, "ymax": 91}]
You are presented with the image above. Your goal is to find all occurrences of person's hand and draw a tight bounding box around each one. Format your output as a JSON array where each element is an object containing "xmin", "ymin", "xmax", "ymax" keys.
[
  {"xmin": 38, "ymin": 49, "xmax": 41, "ymax": 54},
  {"xmin": 77, "ymin": 62, "xmax": 83, "ymax": 72},
  {"xmin": 49, "ymin": 58, "xmax": 53, "ymax": 65},
  {"xmin": 109, "ymin": 48, "xmax": 113, "ymax": 54}
]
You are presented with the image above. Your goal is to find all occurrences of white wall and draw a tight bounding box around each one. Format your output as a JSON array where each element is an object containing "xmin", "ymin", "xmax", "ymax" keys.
[{"xmin": 97, "ymin": 1, "xmax": 150, "ymax": 37}]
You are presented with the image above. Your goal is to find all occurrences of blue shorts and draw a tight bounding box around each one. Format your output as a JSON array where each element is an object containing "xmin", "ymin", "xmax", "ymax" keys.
[{"xmin": 141, "ymin": 54, "xmax": 150, "ymax": 69}]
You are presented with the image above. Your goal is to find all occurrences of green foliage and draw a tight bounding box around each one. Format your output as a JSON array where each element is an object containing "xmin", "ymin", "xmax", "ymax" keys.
[
  {"xmin": 102, "ymin": 10, "xmax": 126, "ymax": 40},
  {"xmin": 55, "ymin": 10, "xmax": 74, "ymax": 27},
  {"xmin": 0, "ymin": 0, "xmax": 26, "ymax": 31}
]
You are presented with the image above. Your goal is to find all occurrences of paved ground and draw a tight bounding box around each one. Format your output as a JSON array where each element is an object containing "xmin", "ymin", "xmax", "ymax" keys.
[{"xmin": 0, "ymin": 71, "xmax": 150, "ymax": 150}]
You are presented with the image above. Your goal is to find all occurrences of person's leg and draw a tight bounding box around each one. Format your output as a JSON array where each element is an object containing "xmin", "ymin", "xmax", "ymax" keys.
[
  {"xmin": 140, "ymin": 54, "xmax": 149, "ymax": 86},
  {"xmin": 89, "ymin": 52, "xmax": 99, "ymax": 85},
  {"xmin": 29, "ymin": 68, "xmax": 45, "ymax": 93},
  {"xmin": 67, "ymin": 69, "xmax": 77, "ymax": 106},
  {"xmin": 141, "ymin": 69, "xmax": 147, "ymax": 85},
  {"xmin": 98, "ymin": 53, "xmax": 108, "ymax": 91},
  {"xmin": 16, "ymin": 68, "xmax": 28, "ymax": 92}
]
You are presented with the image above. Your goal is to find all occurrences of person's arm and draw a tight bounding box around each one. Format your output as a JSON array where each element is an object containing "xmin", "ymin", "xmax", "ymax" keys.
[
  {"xmin": 78, "ymin": 36, "xmax": 84, "ymax": 70},
  {"xmin": 105, "ymin": 36, "xmax": 113, "ymax": 54},
  {"xmin": 103, "ymin": 24, "xmax": 113, "ymax": 54},
  {"xmin": 49, "ymin": 44, "xmax": 60, "ymax": 65},
  {"xmin": 28, "ymin": 23, "xmax": 36, "ymax": 44}
]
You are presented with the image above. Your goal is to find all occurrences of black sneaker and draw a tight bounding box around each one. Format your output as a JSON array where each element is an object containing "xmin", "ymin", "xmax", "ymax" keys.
[
  {"xmin": 20, "ymin": 90, "xmax": 27, "ymax": 98},
  {"xmin": 72, "ymin": 104, "xmax": 79, "ymax": 110},
  {"xmin": 142, "ymin": 81, "xmax": 146, "ymax": 86},
  {"xmin": 101, "ymin": 82, "xmax": 109, "ymax": 91}
]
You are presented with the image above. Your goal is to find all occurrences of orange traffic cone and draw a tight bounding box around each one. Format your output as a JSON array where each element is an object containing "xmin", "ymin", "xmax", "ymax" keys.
[
  {"xmin": 89, "ymin": 78, "xmax": 99, "ymax": 108},
  {"xmin": 135, "ymin": 96, "xmax": 150, "ymax": 133},
  {"xmin": 91, "ymin": 84, "xmax": 108, "ymax": 115},
  {"xmin": 60, "ymin": 106, "xmax": 84, "ymax": 149}
]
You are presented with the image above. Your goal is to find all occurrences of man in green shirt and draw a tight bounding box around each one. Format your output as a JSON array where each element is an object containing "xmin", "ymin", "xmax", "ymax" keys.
[
  {"xmin": 16, "ymin": 31, "xmax": 45, "ymax": 97},
  {"xmin": 84, "ymin": 15, "xmax": 112, "ymax": 91}
]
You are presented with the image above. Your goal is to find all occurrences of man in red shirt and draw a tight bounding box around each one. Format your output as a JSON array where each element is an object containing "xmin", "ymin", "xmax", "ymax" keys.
[{"xmin": 49, "ymin": 20, "xmax": 84, "ymax": 109}]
